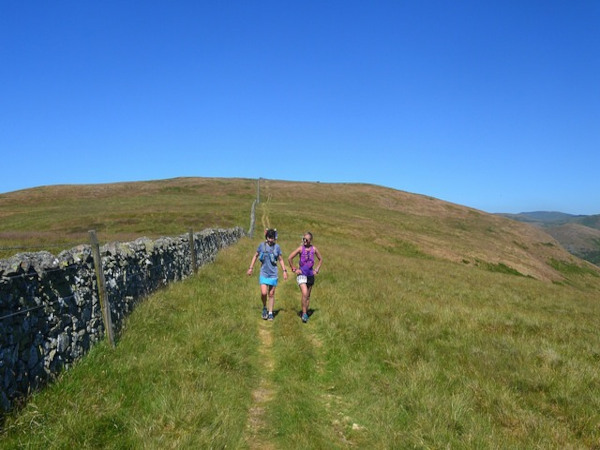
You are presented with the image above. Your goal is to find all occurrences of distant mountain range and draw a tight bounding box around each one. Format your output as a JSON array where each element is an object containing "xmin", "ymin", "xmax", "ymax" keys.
[{"xmin": 497, "ymin": 212, "xmax": 600, "ymax": 266}]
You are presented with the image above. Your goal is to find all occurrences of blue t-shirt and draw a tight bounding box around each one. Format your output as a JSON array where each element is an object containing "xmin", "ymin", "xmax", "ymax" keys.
[{"xmin": 257, "ymin": 242, "xmax": 281, "ymax": 278}]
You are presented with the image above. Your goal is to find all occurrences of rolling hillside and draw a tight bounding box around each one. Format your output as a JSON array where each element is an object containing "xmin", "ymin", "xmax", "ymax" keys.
[
  {"xmin": 499, "ymin": 211, "xmax": 600, "ymax": 266},
  {"xmin": 1, "ymin": 177, "xmax": 595, "ymax": 282},
  {"xmin": 260, "ymin": 179, "xmax": 599, "ymax": 283},
  {"xmin": 2, "ymin": 178, "xmax": 600, "ymax": 448}
]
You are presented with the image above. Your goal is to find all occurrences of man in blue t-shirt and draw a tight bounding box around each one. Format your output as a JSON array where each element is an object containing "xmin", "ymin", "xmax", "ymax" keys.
[{"xmin": 247, "ymin": 229, "xmax": 288, "ymax": 320}]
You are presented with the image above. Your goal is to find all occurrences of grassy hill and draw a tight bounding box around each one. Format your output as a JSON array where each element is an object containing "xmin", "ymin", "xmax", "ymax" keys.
[
  {"xmin": 0, "ymin": 177, "xmax": 256, "ymax": 259},
  {"xmin": 498, "ymin": 211, "xmax": 600, "ymax": 266},
  {"xmin": 1, "ymin": 178, "xmax": 600, "ymax": 448},
  {"xmin": 542, "ymin": 223, "xmax": 600, "ymax": 266}
]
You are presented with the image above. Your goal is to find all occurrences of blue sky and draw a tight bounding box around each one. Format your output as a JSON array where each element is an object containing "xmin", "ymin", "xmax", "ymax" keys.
[{"xmin": 1, "ymin": 1, "xmax": 598, "ymax": 214}]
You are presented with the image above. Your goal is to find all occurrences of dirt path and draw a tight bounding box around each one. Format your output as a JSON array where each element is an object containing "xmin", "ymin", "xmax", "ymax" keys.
[
  {"xmin": 245, "ymin": 179, "xmax": 276, "ymax": 448},
  {"xmin": 244, "ymin": 323, "xmax": 276, "ymax": 449}
]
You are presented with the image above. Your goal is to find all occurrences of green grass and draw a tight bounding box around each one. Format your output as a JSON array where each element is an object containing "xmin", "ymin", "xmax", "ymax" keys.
[
  {"xmin": 477, "ymin": 260, "xmax": 529, "ymax": 277},
  {"xmin": 0, "ymin": 177, "xmax": 255, "ymax": 258},
  {"xmin": 1, "ymin": 244, "xmax": 258, "ymax": 448},
  {"xmin": 2, "ymin": 178, "xmax": 600, "ymax": 448},
  {"xmin": 549, "ymin": 258, "xmax": 599, "ymax": 277}
]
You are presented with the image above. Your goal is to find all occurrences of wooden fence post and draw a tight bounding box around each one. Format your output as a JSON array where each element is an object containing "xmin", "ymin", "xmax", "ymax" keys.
[
  {"xmin": 189, "ymin": 229, "xmax": 197, "ymax": 274},
  {"xmin": 89, "ymin": 230, "xmax": 115, "ymax": 348},
  {"xmin": 249, "ymin": 200, "xmax": 256, "ymax": 238}
]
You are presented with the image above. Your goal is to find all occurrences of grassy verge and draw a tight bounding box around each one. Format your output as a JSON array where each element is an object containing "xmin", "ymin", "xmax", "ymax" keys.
[{"xmin": 1, "ymin": 243, "xmax": 259, "ymax": 448}]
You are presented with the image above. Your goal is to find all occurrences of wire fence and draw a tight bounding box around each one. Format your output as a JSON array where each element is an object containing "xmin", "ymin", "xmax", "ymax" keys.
[
  {"xmin": 1, "ymin": 263, "xmax": 80, "ymax": 279},
  {"xmin": 0, "ymin": 295, "xmax": 77, "ymax": 321},
  {"xmin": 0, "ymin": 259, "xmax": 177, "ymax": 322},
  {"xmin": 0, "ymin": 242, "xmax": 84, "ymax": 252},
  {"xmin": 0, "ymin": 262, "xmax": 88, "ymax": 322},
  {"xmin": 0, "ymin": 236, "xmax": 218, "ymax": 322}
]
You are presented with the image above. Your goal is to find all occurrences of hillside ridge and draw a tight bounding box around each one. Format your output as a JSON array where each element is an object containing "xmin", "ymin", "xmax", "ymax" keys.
[{"xmin": 1, "ymin": 177, "xmax": 598, "ymax": 282}]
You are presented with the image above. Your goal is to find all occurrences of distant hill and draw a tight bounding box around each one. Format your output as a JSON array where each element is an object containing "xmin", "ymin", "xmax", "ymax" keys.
[{"xmin": 497, "ymin": 211, "xmax": 600, "ymax": 266}]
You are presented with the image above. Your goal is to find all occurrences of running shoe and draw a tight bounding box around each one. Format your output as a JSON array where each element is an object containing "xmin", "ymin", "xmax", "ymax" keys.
[
  {"xmin": 262, "ymin": 307, "xmax": 268, "ymax": 320},
  {"xmin": 302, "ymin": 313, "xmax": 309, "ymax": 323},
  {"xmin": 268, "ymin": 312, "xmax": 274, "ymax": 321}
]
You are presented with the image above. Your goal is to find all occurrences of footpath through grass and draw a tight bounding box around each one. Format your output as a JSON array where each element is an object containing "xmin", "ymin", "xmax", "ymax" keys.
[{"xmin": 2, "ymin": 181, "xmax": 600, "ymax": 448}]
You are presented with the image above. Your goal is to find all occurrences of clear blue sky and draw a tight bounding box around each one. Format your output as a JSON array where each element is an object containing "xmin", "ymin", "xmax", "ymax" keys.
[{"xmin": 1, "ymin": 1, "xmax": 598, "ymax": 214}]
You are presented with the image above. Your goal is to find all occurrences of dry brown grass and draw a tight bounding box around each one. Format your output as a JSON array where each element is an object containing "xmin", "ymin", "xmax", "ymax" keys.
[
  {"xmin": 2, "ymin": 176, "xmax": 596, "ymax": 283},
  {"xmin": 263, "ymin": 179, "xmax": 595, "ymax": 282}
]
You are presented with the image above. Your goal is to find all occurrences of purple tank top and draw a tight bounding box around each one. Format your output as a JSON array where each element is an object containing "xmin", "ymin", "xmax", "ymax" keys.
[{"xmin": 299, "ymin": 246, "xmax": 315, "ymax": 276}]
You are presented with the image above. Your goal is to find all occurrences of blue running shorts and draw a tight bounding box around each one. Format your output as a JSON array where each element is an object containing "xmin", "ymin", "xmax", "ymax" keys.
[{"xmin": 259, "ymin": 276, "xmax": 278, "ymax": 286}]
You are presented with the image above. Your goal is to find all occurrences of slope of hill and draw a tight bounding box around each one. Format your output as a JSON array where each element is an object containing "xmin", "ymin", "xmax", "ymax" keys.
[
  {"xmin": 2, "ymin": 177, "xmax": 600, "ymax": 448},
  {"xmin": 263, "ymin": 180, "xmax": 598, "ymax": 283},
  {"xmin": 0, "ymin": 177, "xmax": 256, "ymax": 259},
  {"xmin": 498, "ymin": 211, "xmax": 600, "ymax": 266},
  {"xmin": 1, "ymin": 178, "xmax": 597, "ymax": 282},
  {"xmin": 543, "ymin": 223, "xmax": 600, "ymax": 265}
]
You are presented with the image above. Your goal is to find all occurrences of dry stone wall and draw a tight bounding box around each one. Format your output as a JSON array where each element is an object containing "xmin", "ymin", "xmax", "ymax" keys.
[{"xmin": 0, "ymin": 227, "xmax": 245, "ymax": 412}]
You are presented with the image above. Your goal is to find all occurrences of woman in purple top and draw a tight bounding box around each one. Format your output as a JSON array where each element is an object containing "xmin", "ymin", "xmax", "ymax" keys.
[{"xmin": 288, "ymin": 232, "xmax": 323, "ymax": 323}]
